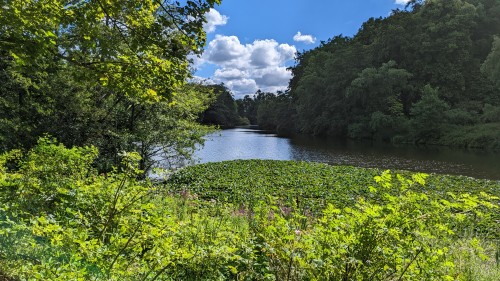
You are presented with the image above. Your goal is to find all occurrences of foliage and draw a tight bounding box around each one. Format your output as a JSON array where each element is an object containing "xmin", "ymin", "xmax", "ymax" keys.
[
  {"xmin": 199, "ymin": 84, "xmax": 245, "ymax": 128},
  {"xmin": 117, "ymin": 83, "xmax": 215, "ymax": 173},
  {"xmin": 1, "ymin": 142, "xmax": 500, "ymax": 280},
  {"xmin": 0, "ymin": 0, "xmax": 220, "ymax": 101},
  {"xmin": 482, "ymin": 36, "xmax": 500, "ymax": 91},
  {"xmin": 165, "ymin": 160, "xmax": 500, "ymax": 213},
  {"xmin": 0, "ymin": 0, "xmax": 220, "ymax": 171},
  {"xmin": 440, "ymin": 122, "xmax": 500, "ymax": 150},
  {"xmin": 346, "ymin": 61, "xmax": 412, "ymax": 140},
  {"xmin": 481, "ymin": 104, "xmax": 500, "ymax": 123},
  {"xmin": 166, "ymin": 160, "xmax": 377, "ymax": 211},
  {"xmin": 410, "ymin": 85, "xmax": 450, "ymax": 142},
  {"xmin": 166, "ymin": 160, "xmax": 500, "ymax": 280},
  {"xmin": 256, "ymin": 91, "xmax": 296, "ymax": 136},
  {"xmin": 1, "ymin": 139, "xmax": 252, "ymax": 280},
  {"xmin": 0, "ymin": 66, "xmax": 214, "ymax": 173},
  {"xmin": 236, "ymin": 95, "xmax": 260, "ymax": 125},
  {"xmin": 279, "ymin": 0, "xmax": 500, "ymax": 148},
  {"xmin": 235, "ymin": 91, "xmax": 296, "ymax": 136}
]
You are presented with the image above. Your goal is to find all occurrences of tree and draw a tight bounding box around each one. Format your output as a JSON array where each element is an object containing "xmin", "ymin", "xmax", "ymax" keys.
[
  {"xmin": 346, "ymin": 61, "xmax": 413, "ymax": 139},
  {"xmin": 0, "ymin": 0, "xmax": 221, "ymax": 170},
  {"xmin": 0, "ymin": 0, "xmax": 220, "ymax": 101},
  {"xmin": 285, "ymin": 0, "xmax": 500, "ymax": 147},
  {"xmin": 237, "ymin": 95, "xmax": 259, "ymax": 125},
  {"xmin": 255, "ymin": 91, "xmax": 296, "ymax": 135},
  {"xmin": 410, "ymin": 85, "xmax": 450, "ymax": 142},
  {"xmin": 115, "ymin": 83, "xmax": 215, "ymax": 174},
  {"xmin": 291, "ymin": 39, "xmax": 364, "ymax": 136},
  {"xmin": 200, "ymin": 84, "xmax": 241, "ymax": 128},
  {"xmin": 482, "ymin": 36, "xmax": 500, "ymax": 91}
]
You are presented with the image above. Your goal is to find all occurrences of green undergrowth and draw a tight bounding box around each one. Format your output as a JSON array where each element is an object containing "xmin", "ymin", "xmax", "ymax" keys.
[
  {"xmin": 440, "ymin": 123, "xmax": 500, "ymax": 150},
  {"xmin": 1, "ymin": 140, "xmax": 500, "ymax": 280},
  {"xmin": 164, "ymin": 160, "xmax": 500, "ymax": 280}
]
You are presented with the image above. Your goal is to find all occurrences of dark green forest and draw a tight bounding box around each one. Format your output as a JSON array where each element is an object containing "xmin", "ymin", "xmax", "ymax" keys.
[
  {"xmin": 244, "ymin": 0, "xmax": 500, "ymax": 149},
  {"xmin": 199, "ymin": 84, "xmax": 248, "ymax": 128}
]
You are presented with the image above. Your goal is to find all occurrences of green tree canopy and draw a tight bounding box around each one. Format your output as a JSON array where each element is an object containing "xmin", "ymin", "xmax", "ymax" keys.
[
  {"xmin": 0, "ymin": 0, "xmax": 221, "ymax": 170},
  {"xmin": 280, "ymin": 0, "xmax": 500, "ymax": 148},
  {"xmin": 199, "ymin": 84, "xmax": 242, "ymax": 128},
  {"xmin": 482, "ymin": 36, "xmax": 500, "ymax": 91},
  {"xmin": 410, "ymin": 85, "xmax": 450, "ymax": 142},
  {"xmin": 0, "ymin": 0, "xmax": 220, "ymax": 101}
]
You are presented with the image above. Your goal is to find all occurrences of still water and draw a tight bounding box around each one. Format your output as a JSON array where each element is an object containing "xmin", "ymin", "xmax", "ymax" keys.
[{"xmin": 193, "ymin": 127, "xmax": 500, "ymax": 180}]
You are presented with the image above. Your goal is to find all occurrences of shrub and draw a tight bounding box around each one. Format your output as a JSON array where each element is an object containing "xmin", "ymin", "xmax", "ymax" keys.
[{"xmin": 1, "ymin": 143, "xmax": 499, "ymax": 280}]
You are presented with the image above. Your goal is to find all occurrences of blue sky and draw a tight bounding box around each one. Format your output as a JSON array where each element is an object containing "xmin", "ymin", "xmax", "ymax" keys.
[{"xmin": 193, "ymin": 0, "xmax": 411, "ymax": 98}]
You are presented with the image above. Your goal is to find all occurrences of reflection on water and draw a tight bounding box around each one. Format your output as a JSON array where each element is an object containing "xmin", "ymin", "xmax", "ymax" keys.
[
  {"xmin": 194, "ymin": 129, "xmax": 292, "ymax": 162},
  {"xmin": 193, "ymin": 128, "xmax": 500, "ymax": 180}
]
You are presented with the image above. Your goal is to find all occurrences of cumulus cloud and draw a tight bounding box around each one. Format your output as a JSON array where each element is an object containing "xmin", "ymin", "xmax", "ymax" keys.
[
  {"xmin": 395, "ymin": 0, "xmax": 411, "ymax": 4},
  {"xmin": 214, "ymin": 68, "xmax": 248, "ymax": 80},
  {"xmin": 249, "ymin": 40, "xmax": 281, "ymax": 68},
  {"xmin": 293, "ymin": 31, "xmax": 316, "ymax": 44},
  {"xmin": 201, "ymin": 35, "xmax": 297, "ymax": 96},
  {"xmin": 278, "ymin": 44, "xmax": 297, "ymax": 60},
  {"xmin": 204, "ymin": 9, "xmax": 228, "ymax": 33},
  {"xmin": 249, "ymin": 40, "xmax": 295, "ymax": 68},
  {"xmin": 205, "ymin": 35, "xmax": 248, "ymax": 67},
  {"xmin": 225, "ymin": 78, "xmax": 259, "ymax": 94},
  {"xmin": 253, "ymin": 67, "xmax": 292, "ymax": 87}
]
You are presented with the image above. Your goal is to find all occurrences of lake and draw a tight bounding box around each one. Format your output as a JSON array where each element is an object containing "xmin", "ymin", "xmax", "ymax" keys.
[{"xmin": 193, "ymin": 127, "xmax": 500, "ymax": 180}]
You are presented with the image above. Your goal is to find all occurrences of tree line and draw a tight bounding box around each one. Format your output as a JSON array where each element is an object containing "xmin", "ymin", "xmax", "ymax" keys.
[{"xmin": 234, "ymin": 0, "xmax": 500, "ymax": 149}]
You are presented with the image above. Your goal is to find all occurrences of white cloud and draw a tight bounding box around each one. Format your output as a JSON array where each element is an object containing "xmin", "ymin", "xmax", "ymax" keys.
[
  {"xmin": 278, "ymin": 44, "xmax": 297, "ymax": 61},
  {"xmin": 204, "ymin": 9, "xmax": 228, "ymax": 33},
  {"xmin": 254, "ymin": 67, "xmax": 292, "ymax": 87},
  {"xmin": 205, "ymin": 35, "xmax": 249, "ymax": 67},
  {"xmin": 214, "ymin": 68, "xmax": 248, "ymax": 80},
  {"xmin": 201, "ymin": 35, "xmax": 297, "ymax": 97},
  {"xmin": 225, "ymin": 78, "xmax": 258, "ymax": 94},
  {"xmin": 249, "ymin": 40, "xmax": 281, "ymax": 68},
  {"xmin": 249, "ymin": 40, "xmax": 297, "ymax": 68},
  {"xmin": 293, "ymin": 31, "xmax": 316, "ymax": 44},
  {"xmin": 395, "ymin": 0, "xmax": 411, "ymax": 5}
]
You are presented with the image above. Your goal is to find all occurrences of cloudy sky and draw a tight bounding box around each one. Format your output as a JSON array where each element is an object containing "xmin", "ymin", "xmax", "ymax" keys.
[{"xmin": 194, "ymin": 0, "xmax": 412, "ymax": 98}]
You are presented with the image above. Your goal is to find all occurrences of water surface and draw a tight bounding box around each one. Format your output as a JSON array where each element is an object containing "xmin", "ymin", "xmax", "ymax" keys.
[{"xmin": 193, "ymin": 128, "xmax": 500, "ymax": 180}]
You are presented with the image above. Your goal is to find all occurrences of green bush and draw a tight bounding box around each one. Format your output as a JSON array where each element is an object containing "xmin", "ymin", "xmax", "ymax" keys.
[
  {"xmin": 441, "ymin": 123, "xmax": 500, "ymax": 150},
  {"xmin": 1, "ymin": 142, "xmax": 499, "ymax": 280}
]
